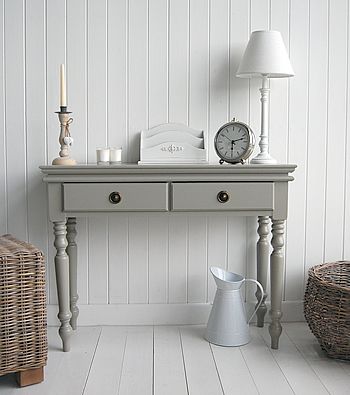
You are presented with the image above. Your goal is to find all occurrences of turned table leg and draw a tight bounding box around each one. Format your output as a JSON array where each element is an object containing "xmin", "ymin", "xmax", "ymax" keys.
[
  {"xmin": 256, "ymin": 216, "xmax": 270, "ymax": 327},
  {"xmin": 53, "ymin": 221, "xmax": 73, "ymax": 352},
  {"xmin": 268, "ymin": 219, "xmax": 285, "ymax": 349},
  {"xmin": 66, "ymin": 217, "xmax": 79, "ymax": 330}
]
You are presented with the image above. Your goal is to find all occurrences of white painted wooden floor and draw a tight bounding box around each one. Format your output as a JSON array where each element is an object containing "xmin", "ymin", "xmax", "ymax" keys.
[{"xmin": 0, "ymin": 323, "xmax": 349, "ymax": 395}]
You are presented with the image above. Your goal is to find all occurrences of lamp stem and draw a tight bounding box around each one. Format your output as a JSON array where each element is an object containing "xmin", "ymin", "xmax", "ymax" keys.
[
  {"xmin": 250, "ymin": 75, "xmax": 277, "ymax": 164},
  {"xmin": 260, "ymin": 75, "xmax": 269, "ymax": 155}
]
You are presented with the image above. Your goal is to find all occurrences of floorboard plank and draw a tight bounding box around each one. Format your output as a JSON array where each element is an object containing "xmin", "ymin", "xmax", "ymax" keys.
[
  {"xmin": 83, "ymin": 326, "xmax": 128, "ymax": 395},
  {"xmin": 210, "ymin": 343, "xmax": 259, "ymax": 395},
  {"xmin": 284, "ymin": 323, "xmax": 350, "ymax": 395},
  {"xmin": 283, "ymin": 323, "xmax": 327, "ymax": 360},
  {"xmin": 259, "ymin": 325, "xmax": 329, "ymax": 395},
  {"xmin": 179, "ymin": 326, "xmax": 223, "ymax": 395},
  {"xmin": 153, "ymin": 326, "xmax": 188, "ymax": 395},
  {"xmin": 39, "ymin": 326, "xmax": 100, "ymax": 395},
  {"xmin": 240, "ymin": 327, "xmax": 294, "ymax": 395},
  {"xmin": 118, "ymin": 326, "xmax": 154, "ymax": 395}
]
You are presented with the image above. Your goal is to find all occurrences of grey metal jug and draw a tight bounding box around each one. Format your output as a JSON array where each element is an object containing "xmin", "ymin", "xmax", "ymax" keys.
[{"xmin": 205, "ymin": 266, "xmax": 264, "ymax": 347}]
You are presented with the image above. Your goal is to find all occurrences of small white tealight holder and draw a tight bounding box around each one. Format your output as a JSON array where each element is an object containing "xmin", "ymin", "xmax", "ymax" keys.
[
  {"xmin": 96, "ymin": 148, "xmax": 110, "ymax": 165},
  {"xmin": 109, "ymin": 147, "xmax": 122, "ymax": 164}
]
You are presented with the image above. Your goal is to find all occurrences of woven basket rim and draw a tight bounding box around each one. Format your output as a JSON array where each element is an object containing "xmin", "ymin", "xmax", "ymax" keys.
[
  {"xmin": 310, "ymin": 261, "xmax": 350, "ymax": 292},
  {"xmin": 0, "ymin": 234, "xmax": 44, "ymax": 258}
]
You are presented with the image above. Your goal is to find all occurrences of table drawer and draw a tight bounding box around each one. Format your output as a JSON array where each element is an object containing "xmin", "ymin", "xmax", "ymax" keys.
[
  {"xmin": 171, "ymin": 182, "xmax": 274, "ymax": 211},
  {"xmin": 63, "ymin": 183, "xmax": 169, "ymax": 212}
]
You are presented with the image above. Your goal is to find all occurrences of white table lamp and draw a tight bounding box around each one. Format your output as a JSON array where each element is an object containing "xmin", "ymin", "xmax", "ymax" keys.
[{"xmin": 236, "ymin": 30, "xmax": 294, "ymax": 164}]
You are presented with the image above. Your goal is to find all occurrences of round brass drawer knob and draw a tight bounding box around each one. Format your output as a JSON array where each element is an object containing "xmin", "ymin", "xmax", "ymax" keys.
[
  {"xmin": 109, "ymin": 191, "xmax": 121, "ymax": 204},
  {"xmin": 217, "ymin": 191, "xmax": 229, "ymax": 203}
]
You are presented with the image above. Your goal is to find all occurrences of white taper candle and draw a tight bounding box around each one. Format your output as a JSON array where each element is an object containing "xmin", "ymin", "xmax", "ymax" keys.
[{"xmin": 60, "ymin": 64, "xmax": 67, "ymax": 107}]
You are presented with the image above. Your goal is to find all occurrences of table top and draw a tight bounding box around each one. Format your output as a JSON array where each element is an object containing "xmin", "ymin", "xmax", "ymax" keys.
[
  {"xmin": 40, "ymin": 163, "xmax": 297, "ymax": 175},
  {"xmin": 40, "ymin": 163, "xmax": 297, "ymax": 183}
]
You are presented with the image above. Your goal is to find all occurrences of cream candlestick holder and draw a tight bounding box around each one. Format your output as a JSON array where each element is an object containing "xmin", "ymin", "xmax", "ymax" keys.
[{"xmin": 52, "ymin": 106, "xmax": 77, "ymax": 165}]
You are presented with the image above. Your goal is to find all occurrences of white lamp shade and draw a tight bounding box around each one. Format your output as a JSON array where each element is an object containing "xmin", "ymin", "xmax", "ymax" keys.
[{"xmin": 236, "ymin": 30, "xmax": 294, "ymax": 78}]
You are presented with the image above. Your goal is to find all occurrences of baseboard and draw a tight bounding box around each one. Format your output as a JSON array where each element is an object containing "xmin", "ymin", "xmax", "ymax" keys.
[{"xmin": 47, "ymin": 300, "xmax": 305, "ymax": 326}]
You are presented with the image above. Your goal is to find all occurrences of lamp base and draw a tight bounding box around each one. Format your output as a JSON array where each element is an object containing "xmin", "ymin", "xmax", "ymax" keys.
[
  {"xmin": 250, "ymin": 152, "xmax": 277, "ymax": 165},
  {"xmin": 52, "ymin": 157, "xmax": 77, "ymax": 165}
]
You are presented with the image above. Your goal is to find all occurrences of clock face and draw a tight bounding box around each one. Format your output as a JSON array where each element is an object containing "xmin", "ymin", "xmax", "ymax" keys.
[{"xmin": 215, "ymin": 122, "xmax": 252, "ymax": 163}]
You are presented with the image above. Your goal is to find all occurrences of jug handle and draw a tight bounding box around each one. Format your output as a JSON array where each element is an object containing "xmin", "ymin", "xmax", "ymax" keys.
[{"xmin": 243, "ymin": 279, "xmax": 264, "ymax": 324}]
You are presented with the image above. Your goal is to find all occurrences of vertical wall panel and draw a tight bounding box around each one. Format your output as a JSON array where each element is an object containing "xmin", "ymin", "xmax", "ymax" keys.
[
  {"xmin": 229, "ymin": 0, "xmax": 249, "ymax": 122},
  {"xmin": 269, "ymin": 0, "xmax": 290, "ymax": 164},
  {"xmin": 285, "ymin": 0, "xmax": 309, "ymax": 301},
  {"xmin": 88, "ymin": 216, "xmax": 108, "ymax": 303},
  {"xmin": 245, "ymin": 217, "xmax": 258, "ymax": 301},
  {"xmin": 227, "ymin": 216, "xmax": 247, "ymax": 293},
  {"xmin": 187, "ymin": 216, "xmax": 207, "ymax": 303},
  {"xmin": 0, "ymin": 0, "xmax": 6, "ymax": 234},
  {"xmin": 67, "ymin": 0, "xmax": 87, "ymax": 164},
  {"xmin": 169, "ymin": 0, "xmax": 188, "ymax": 123},
  {"xmin": 128, "ymin": 215, "xmax": 149, "ymax": 303},
  {"xmin": 304, "ymin": 0, "xmax": 328, "ymax": 278},
  {"xmin": 148, "ymin": 0, "xmax": 168, "ymax": 127},
  {"xmin": 168, "ymin": 215, "xmax": 188, "ymax": 303},
  {"xmin": 207, "ymin": 216, "xmax": 227, "ymax": 302},
  {"xmin": 128, "ymin": 0, "xmax": 148, "ymax": 162},
  {"xmin": 87, "ymin": 0, "xmax": 107, "ymax": 160},
  {"xmin": 324, "ymin": 0, "xmax": 348, "ymax": 261},
  {"xmin": 4, "ymin": 0, "xmax": 27, "ymax": 240},
  {"xmin": 109, "ymin": 215, "xmax": 128, "ymax": 303},
  {"xmin": 76, "ymin": 218, "xmax": 89, "ymax": 304},
  {"xmin": 67, "ymin": 0, "xmax": 88, "ymax": 304},
  {"xmin": 148, "ymin": 215, "xmax": 168, "ymax": 303},
  {"xmin": 189, "ymin": 0, "xmax": 209, "ymax": 130}
]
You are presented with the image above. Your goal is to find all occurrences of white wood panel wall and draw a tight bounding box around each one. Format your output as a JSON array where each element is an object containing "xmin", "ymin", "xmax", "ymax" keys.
[{"xmin": 1, "ymin": 0, "xmax": 349, "ymax": 321}]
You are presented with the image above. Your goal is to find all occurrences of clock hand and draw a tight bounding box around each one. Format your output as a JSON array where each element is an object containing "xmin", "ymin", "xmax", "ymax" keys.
[
  {"xmin": 232, "ymin": 137, "xmax": 244, "ymax": 143},
  {"xmin": 221, "ymin": 134, "xmax": 231, "ymax": 141}
]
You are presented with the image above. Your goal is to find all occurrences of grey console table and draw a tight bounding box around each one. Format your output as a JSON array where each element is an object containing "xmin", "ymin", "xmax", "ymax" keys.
[{"xmin": 40, "ymin": 164, "xmax": 296, "ymax": 352}]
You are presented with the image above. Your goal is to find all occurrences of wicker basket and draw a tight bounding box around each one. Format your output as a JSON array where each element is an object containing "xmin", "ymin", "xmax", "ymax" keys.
[
  {"xmin": 304, "ymin": 261, "xmax": 350, "ymax": 360},
  {"xmin": 0, "ymin": 235, "xmax": 48, "ymax": 376}
]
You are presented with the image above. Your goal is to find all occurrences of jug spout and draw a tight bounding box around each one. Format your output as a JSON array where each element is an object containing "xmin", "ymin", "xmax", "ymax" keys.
[{"xmin": 210, "ymin": 266, "xmax": 244, "ymax": 291}]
